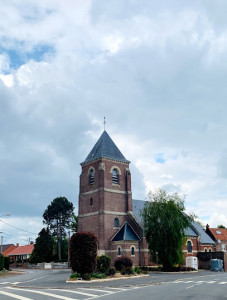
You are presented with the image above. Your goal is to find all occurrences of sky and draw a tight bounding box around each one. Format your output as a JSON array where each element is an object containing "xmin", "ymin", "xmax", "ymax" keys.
[{"xmin": 1, "ymin": 0, "xmax": 227, "ymax": 245}]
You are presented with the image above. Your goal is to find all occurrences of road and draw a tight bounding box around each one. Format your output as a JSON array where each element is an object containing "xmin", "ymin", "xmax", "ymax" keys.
[{"xmin": 0, "ymin": 269, "xmax": 226, "ymax": 299}]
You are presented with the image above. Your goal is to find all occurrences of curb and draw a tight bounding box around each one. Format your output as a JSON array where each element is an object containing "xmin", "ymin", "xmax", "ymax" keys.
[{"xmin": 66, "ymin": 274, "xmax": 149, "ymax": 283}]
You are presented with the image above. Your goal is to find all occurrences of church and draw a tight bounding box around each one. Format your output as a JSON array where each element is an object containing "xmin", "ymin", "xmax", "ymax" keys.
[{"xmin": 77, "ymin": 130, "xmax": 215, "ymax": 266}]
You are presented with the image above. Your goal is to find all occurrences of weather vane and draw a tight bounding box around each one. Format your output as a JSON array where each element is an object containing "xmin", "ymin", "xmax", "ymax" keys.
[{"xmin": 103, "ymin": 117, "xmax": 106, "ymax": 130}]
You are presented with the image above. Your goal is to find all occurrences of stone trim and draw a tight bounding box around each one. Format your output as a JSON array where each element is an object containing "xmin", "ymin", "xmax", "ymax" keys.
[
  {"xmin": 79, "ymin": 210, "xmax": 128, "ymax": 218},
  {"xmin": 81, "ymin": 157, "xmax": 130, "ymax": 166},
  {"xmin": 80, "ymin": 188, "xmax": 132, "ymax": 196}
]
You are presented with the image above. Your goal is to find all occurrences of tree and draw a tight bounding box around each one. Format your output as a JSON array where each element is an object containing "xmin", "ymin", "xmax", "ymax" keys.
[
  {"xmin": 70, "ymin": 215, "xmax": 78, "ymax": 233},
  {"xmin": 43, "ymin": 197, "xmax": 74, "ymax": 261},
  {"xmin": 141, "ymin": 189, "xmax": 191, "ymax": 271},
  {"xmin": 69, "ymin": 232, "xmax": 97, "ymax": 275},
  {"xmin": 30, "ymin": 228, "xmax": 54, "ymax": 263},
  {"xmin": 217, "ymin": 225, "xmax": 226, "ymax": 229}
]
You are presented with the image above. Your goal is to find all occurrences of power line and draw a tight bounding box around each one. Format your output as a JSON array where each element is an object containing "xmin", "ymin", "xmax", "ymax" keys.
[{"xmin": 0, "ymin": 220, "xmax": 37, "ymax": 235}]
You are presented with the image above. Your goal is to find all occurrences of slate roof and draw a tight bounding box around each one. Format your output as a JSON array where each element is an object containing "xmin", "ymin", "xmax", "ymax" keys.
[
  {"xmin": 111, "ymin": 222, "xmax": 140, "ymax": 241},
  {"xmin": 1, "ymin": 244, "xmax": 14, "ymax": 253},
  {"xmin": 81, "ymin": 130, "xmax": 130, "ymax": 165},
  {"xmin": 208, "ymin": 228, "xmax": 227, "ymax": 241},
  {"xmin": 132, "ymin": 199, "xmax": 215, "ymax": 244},
  {"xmin": 7, "ymin": 244, "xmax": 34, "ymax": 256}
]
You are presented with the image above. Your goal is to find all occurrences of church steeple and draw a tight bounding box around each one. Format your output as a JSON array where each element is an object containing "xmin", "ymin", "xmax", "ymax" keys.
[{"xmin": 81, "ymin": 130, "xmax": 130, "ymax": 165}]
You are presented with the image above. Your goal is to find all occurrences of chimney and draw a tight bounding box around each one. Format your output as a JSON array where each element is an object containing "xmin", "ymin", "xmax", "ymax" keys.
[{"xmin": 16, "ymin": 243, "xmax": 19, "ymax": 247}]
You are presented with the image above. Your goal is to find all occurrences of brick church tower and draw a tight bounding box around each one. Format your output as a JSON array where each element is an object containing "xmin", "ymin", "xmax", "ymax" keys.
[{"xmin": 78, "ymin": 130, "xmax": 141, "ymax": 262}]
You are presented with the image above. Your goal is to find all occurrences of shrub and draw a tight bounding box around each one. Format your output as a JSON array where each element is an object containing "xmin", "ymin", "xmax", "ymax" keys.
[
  {"xmin": 70, "ymin": 272, "xmax": 81, "ymax": 279},
  {"xmin": 97, "ymin": 255, "xmax": 111, "ymax": 274},
  {"xmin": 134, "ymin": 266, "xmax": 141, "ymax": 274},
  {"xmin": 108, "ymin": 267, "xmax": 116, "ymax": 276},
  {"xmin": 121, "ymin": 267, "xmax": 134, "ymax": 275},
  {"xmin": 91, "ymin": 272, "xmax": 106, "ymax": 279},
  {"xmin": 0, "ymin": 254, "xmax": 4, "ymax": 271},
  {"xmin": 82, "ymin": 273, "xmax": 91, "ymax": 281},
  {"xmin": 4, "ymin": 257, "xmax": 9, "ymax": 270},
  {"xmin": 69, "ymin": 232, "xmax": 97, "ymax": 275},
  {"xmin": 114, "ymin": 257, "xmax": 132, "ymax": 271}
]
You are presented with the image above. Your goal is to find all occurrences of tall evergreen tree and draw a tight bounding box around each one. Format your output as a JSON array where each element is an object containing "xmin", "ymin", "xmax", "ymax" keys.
[
  {"xmin": 29, "ymin": 228, "xmax": 54, "ymax": 263},
  {"xmin": 43, "ymin": 197, "xmax": 74, "ymax": 261},
  {"xmin": 142, "ymin": 189, "xmax": 191, "ymax": 270}
]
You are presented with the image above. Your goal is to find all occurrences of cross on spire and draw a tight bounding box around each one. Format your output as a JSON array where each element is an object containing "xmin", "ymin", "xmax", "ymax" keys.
[{"xmin": 103, "ymin": 117, "xmax": 106, "ymax": 130}]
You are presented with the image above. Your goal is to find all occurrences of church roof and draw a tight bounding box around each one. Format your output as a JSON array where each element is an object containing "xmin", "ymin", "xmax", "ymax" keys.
[
  {"xmin": 81, "ymin": 130, "xmax": 130, "ymax": 165},
  {"xmin": 132, "ymin": 199, "xmax": 215, "ymax": 245},
  {"xmin": 111, "ymin": 222, "xmax": 140, "ymax": 241}
]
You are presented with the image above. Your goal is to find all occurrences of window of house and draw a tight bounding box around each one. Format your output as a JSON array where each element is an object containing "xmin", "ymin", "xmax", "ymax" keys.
[
  {"xmin": 112, "ymin": 168, "xmax": 119, "ymax": 184},
  {"xmin": 205, "ymin": 248, "xmax": 207, "ymax": 252},
  {"xmin": 114, "ymin": 218, "xmax": 119, "ymax": 228},
  {"xmin": 90, "ymin": 197, "xmax": 93, "ymax": 206},
  {"xmin": 222, "ymin": 244, "xmax": 226, "ymax": 252},
  {"xmin": 131, "ymin": 246, "xmax": 135, "ymax": 256},
  {"xmin": 89, "ymin": 169, "xmax": 95, "ymax": 185},
  {"xmin": 209, "ymin": 248, "xmax": 212, "ymax": 252},
  {"xmin": 117, "ymin": 246, "xmax": 121, "ymax": 256},
  {"xmin": 187, "ymin": 241, "xmax": 192, "ymax": 253}
]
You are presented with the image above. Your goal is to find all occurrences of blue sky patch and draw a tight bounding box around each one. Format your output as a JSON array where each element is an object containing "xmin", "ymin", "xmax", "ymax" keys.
[
  {"xmin": 0, "ymin": 44, "xmax": 54, "ymax": 72},
  {"xmin": 155, "ymin": 153, "xmax": 165, "ymax": 164}
]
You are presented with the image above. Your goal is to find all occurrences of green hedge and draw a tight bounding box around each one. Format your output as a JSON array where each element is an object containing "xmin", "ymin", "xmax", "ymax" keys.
[
  {"xmin": 4, "ymin": 257, "xmax": 9, "ymax": 270},
  {"xmin": 0, "ymin": 254, "xmax": 4, "ymax": 271}
]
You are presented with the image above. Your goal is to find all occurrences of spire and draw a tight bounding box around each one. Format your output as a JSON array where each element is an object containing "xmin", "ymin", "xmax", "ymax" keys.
[{"xmin": 81, "ymin": 130, "xmax": 130, "ymax": 165}]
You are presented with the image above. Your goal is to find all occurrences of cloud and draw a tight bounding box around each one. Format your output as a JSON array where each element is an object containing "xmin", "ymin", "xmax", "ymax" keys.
[{"xmin": 1, "ymin": 0, "xmax": 227, "ymax": 244}]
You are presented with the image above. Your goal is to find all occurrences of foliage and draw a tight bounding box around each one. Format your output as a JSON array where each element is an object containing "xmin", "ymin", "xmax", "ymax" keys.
[
  {"xmin": 70, "ymin": 272, "xmax": 81, "ymax": 279},
  {"xmin": 70, "ymin": 215, "xmax": 78, "ymax": 233},
  {"xmin": 141, "ymin": 189, "xmax": 191, "ymax": 271},
  {"xmin": 29, "ymin": 228, "xmax": 54, "ymax": 263},
  {"xmin": 114, "ymin": 257, "xmax": 133, "ymax": 271},
  {"xmin": 91, "ymin": 272, "xmax": 106, "ymax": 279},
  {"xmin": 0, "ymin": 254, "xmax": 4, "ymax": 271},
  {"xmin": 217, "ymin": 225, "xmax": 226, "ymax": 229},
  {"xmin": 43, "ymin": 197, "xmax": 74, "ymax": 261},
  {"xmin": 82, "ymin": 273, "xmax": 91, "ymax": 280},
  {"xmin": 69, "ymin": 232, "xmax": 97, "ymax": 275},
  {"xmin": 4, "ymin": 257, "xmax": 9, "ymax": 270},
  {"xmin": 97, "ymin": 255, "xmax": 111, "ymax": 274},
  {"xmin": 140, "ymin": 265, "xmax": 194, "ymax": 272},
  {"xmin": 134, "ymin": 266, "xmax": 141, "ymax": 274},
  {"xmin": 121, "ymin": 267, "xmax": 134, "ymax": 275},
  {"xmin": 108, "ymin": 267, "xmax": 116, "ymax": 276}
]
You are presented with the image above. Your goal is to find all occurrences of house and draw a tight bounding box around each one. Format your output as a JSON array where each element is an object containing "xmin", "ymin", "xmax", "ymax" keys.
[
  {"xmin": 78, "ymin": 130, "xmax": 215, "ymax": 266},
  {"xmin": 205, "ymin": 225, "xmax": 227, "ymax": 252},
  {"xmin": 1, "ymin": 244, "xmax": 16, "ymax": 257},
  {"xmin": 7, "ymin": 243, "xmax": 34, "ymax": 262}
]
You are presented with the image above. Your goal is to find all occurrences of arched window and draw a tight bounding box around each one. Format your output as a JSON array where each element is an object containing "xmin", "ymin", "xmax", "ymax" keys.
[
  {"xmin": 205, "ymin": 248, "xmax": 207, "ymax": 252},
  {"xmin": 117, "ymin": 246, "xmax": 121, "ymax": 256},
  {"xmin": 90, "ymin": 197, "xmax": 93, "ymax": 206},
  {"xmin": 112, "ymin": 168, "xmax": 119, "ymax": 184},
  {"xmin": 209, "ymin": 248, "xmax": 212, "ymax": 252},
  {"xmin": 114, "ymin": 218, "xmax": 119, "ymax": 228},
  {"xmin": 187, "ymin": 241, "xmax": 192, "ymax": 253},
  {"xmin": 131, "ymin": 246, "xmax": 135, "ymax": 256},
  {"xmin": 89, "ymin": 169, "xmax": 95, "ymax": 185}
]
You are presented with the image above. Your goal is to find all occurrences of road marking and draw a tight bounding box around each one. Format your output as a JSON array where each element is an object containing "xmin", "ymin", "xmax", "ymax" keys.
[
  {"xmin": 7, "ymin": 287, "xmax": 76, "ymax": 300},
  {"xmin": 0, "ymin": 290, "xmax": 33, "ymax": 300},
  {"xmin": 218, "ymin": 282, "xmax": 227, "ymax": 284},
  {"xmin": 80, "ymin": 288, "xmax": 114, "ymax": 294},
  {"xmin": 49, "ymin": 288, "xmax": 98, "ymax": 297},
  {"xmin": 105, "ymin": 287, "xmax": 129, "ymax": 291},
  {"xmin": 182, "ymin": 281, "xmax": 194, "ymax": 283},
  {"xmin": 207, "ymin": 281, "xmax": 217, "ymax": 284},
  {"xmin": 0, "ymin": 282, "xmax": 11, "ymax": 284},
  {"xmin": 13, "ymin": 275, "xmax": 50, "ymax": 284}
]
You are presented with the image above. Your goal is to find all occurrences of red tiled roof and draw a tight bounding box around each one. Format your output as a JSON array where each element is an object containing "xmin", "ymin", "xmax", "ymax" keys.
[
  {"xmin": 7, "ymin": 244, "xmax": 34, "ymax": 256},
  {"xmin": 209, "ymin": 228, "xmax": 227, "ymax": 241}
]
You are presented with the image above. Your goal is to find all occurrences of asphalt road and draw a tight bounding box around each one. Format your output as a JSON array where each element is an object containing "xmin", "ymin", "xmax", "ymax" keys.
[{"xmin": 0, "ymin": 269, "xmax": 226, "ymax": 299}]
